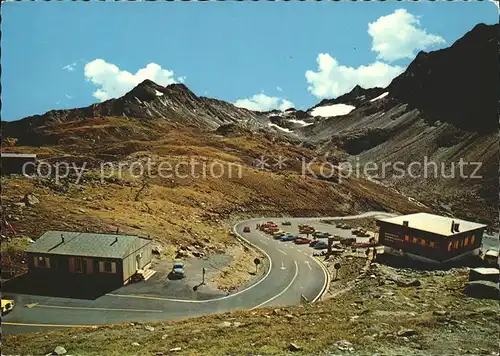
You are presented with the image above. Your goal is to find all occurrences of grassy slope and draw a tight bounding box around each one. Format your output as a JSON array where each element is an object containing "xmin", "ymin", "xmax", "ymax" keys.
[{"xmin": 4, "ymin": 267, "xmax": 499, "ymax": 356}]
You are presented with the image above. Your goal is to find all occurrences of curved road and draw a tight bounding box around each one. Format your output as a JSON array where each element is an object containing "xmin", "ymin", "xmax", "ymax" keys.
[{"xmin": 2, "ymin": 212, "xmax": 393, "ymax": 334}]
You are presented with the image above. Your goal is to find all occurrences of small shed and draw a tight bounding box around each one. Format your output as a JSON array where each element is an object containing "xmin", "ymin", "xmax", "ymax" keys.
[
  {"xmin": 26, "ymin": 231, "xmax": 152, "ymax": 285},
  {"xmin": 1, "ymin": 152, "xmax": 37, "ymax": 175}
]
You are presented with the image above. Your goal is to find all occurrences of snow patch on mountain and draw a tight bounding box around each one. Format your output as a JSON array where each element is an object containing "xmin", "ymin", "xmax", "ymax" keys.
[
  {"xmin": 268, "ymin": 123, "xmax": 293, "ymax": 133},
  {"xmin": 287, "ymin": 118, "xmax": 313, "ymax": 127},
  {"xmin": 155, "ymin": 90, "xmax": 164, "ymax": 97},
  {"xmin": 310, "ymin": 104, "xmax": 356, "ymax": 118},
  {"xmin": 370, "ymin": 92, "xmax": 389, "ymax": 102}
]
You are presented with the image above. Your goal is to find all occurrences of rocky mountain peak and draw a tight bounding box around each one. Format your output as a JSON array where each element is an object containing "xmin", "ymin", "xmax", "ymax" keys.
[{"xmin": 387, "ymin": 23, "xmax": 498, "ymax": 133}]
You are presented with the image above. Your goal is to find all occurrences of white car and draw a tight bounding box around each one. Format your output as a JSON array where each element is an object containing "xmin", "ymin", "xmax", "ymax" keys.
[{"xmin": 172, "ymin": 262, "xmax": 186, "ymax": 279}]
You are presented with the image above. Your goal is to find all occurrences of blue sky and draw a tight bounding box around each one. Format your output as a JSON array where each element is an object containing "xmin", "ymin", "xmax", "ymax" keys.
[{"xmin": 2, "ymin": 1, "xmax": 497, "ymax": 121}]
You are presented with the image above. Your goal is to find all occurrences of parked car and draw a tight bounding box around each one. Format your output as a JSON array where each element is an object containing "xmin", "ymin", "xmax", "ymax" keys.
[
  {"xmin": 243, "ymin": 226, "xmax": 251, "ymax": 233},
  {"xmin": 280, "ymin": 234, "xmax": 296, "ymax": 241},
  {"xmin": 314, "ymin": 241, "xmax": 328, "ymax": 250},
  {"xmin": 268, "ymin": 225, "xmax": 280, "ymax": 233},
  {"xmin": 274, "ymin": 233, "xmax": 287, "ymax": 240},
  {"xmin": 294, "ymin": 237, "xmax": 311, "ymax": 244},
  {"xmin": 309, "ymin": 239, "xmax": 320, "ymax": 247},
  {"xmin": 313, "ymin": 232, "xmax": 331, "ymax": 239},
  {"xmin": 313, "ymin": 250, "xmax": 328, "ymax": 257},
  {"xmin": 1, "ymin": 298, "xmax": 15, "ymax": 315},
  {"xmin": 282, "ymin": 221, "xmax": 292, "ymax": 226},
  {"xmin": 171, "ymin": 262, "xmax": 185, "ymax": 279},
  {"xmin": 300, "ymin": 227, "xmax": 315, "ymax": 234}
]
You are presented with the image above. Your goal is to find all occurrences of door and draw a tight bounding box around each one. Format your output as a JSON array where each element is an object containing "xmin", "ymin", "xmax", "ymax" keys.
[{"xmin": 75, "ymin": 257, "xmax": 87, "ymax": 274}]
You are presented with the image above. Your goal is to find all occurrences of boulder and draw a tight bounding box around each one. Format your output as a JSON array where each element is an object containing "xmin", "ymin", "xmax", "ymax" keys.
[
  {"xmin": 23, "ymin": 194, "xmax": 40, "ymax": 207},
  {"xmin": 288, "ymin": 343, "xmax": 302, "ymax": 352},
  {"xmin": 336, "ymin": 340, "xmax": 354, "ymax": 352},
  {"xmin": 152, "ymin": 244, "xmax": 163, "ymax": 255},
  {"xmin": 397, "ymin": 329, "xmax": 417, "ymax": 337},
  {"xmin": 464, "ymin": 281, "xmax": 500, "ymax": 300},
  {"xmin": 54, "ymin": 346, "xmax": 67, "ymax": 355}
]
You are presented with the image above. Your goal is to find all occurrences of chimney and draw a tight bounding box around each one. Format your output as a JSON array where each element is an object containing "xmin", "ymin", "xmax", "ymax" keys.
[
  {"xmin": 454, "ymin": 223, "xmax": 460, "ymax": 232},
  {"xmin": 403, "ymin": 220, "xmax": 409, "ymax": 227},
  {"xmin": 451, "ymin": 220, "xmax": 455, "ymax": 233},
  {"xmin": 61, "ymin": 234, "xmax": 65, "ymax": 243}
]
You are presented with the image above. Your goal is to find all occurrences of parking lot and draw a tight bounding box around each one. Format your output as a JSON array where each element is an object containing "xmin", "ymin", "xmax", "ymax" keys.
[{"xmin": 254, "ymin": 219, "xmax": 375, "ymax": 255}]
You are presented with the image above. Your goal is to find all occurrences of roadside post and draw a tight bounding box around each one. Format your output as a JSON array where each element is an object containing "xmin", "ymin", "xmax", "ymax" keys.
[
  {"xmin": 253, "ymin": 257, "xmax": 261, "ymax": 274},
  {"xmin": 334, "ymin": 262, "xmax": 341, "ymax": 280},
  {"xmin": 202, "ymin": 267, "xmax": 206, "ymax": 284},
  {"xmin": 327, "ymin": 236, "xmax": 334, "ymax": 255}
]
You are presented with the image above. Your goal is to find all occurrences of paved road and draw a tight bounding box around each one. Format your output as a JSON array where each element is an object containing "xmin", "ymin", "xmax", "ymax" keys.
[{"xmin": 2, "ymin": 212, "xmax": 392, "ymax": 335}]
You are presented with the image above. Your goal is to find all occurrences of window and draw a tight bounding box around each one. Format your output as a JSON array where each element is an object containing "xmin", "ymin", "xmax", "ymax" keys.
[
  {"xmin": 36, "ymin": 256, "xmax": 50, "ymax": 268},
  {"xmin": 448, "ymin": 242, "xmax": 452, "ymax": 251},
  {"xmin": 464, "ymin": 237, "xmax": 469, "ymax": 247},
  {"xmin": 429, "ymin": 241, "xmax": 435, "ymax": 248},
  {"xmin": 471, "ymin": 236, "xmax": 475, "ymax": 245},
  {"xmin": 412, "ymin": 237, "xmax": 418, "ymax": 244},
  {"xmin": 99, "ymin": 261, "xmax": 115, "ymax": 273},
  {"xmin": 420, "ymin": 239, "xmax": 426, "ymax": 246},
  {"xmin": 404, "ymin": 235, "xmax": 410, "ymax": 243},
  {"xmin": 104, "ymin": 261, "xmax": 112, "ymax": 273},
  {"xmin": 454, "ymin": 240, "xmax": 459, "ymax": 249}
]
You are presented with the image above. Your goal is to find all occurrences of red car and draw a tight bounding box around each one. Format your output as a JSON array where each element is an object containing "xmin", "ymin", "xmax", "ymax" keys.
[{"xmin": 294, "ymin": 237, "xmax": 311, "ymax": 245}]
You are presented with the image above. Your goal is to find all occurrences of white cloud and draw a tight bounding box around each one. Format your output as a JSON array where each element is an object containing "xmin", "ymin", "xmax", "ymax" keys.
[
  {"xmin": 305, "ymin": 9, "xmax": 446, "ymax": 99},
  {"xmin": 305, "ymin": 53, "xmax": 404, "ymax": 98},
  {"xmin": 234, "ymin": 93, "xmax": 295, "ymax": 112},
  {"xmin": 62, "ymin": 62, "xmax": 77, "ymax": 72},
  {"xmin": 65, "ymin": 94, "xmax": 74, "ymax": 100},
  {"xmin": 84, "ymin": 59, "xmax": 184, "ymax": 102},
  {"xmin": 368, "ymin": 9, "xmax": 446, "ymax": 62},
  {"xmin": 276, "ymin": 86, "xmax": 283, "ymax": 92}
]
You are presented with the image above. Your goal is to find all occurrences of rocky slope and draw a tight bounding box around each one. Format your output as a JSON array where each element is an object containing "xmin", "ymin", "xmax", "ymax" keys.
[{"xmin": 1, "ymin": 80, "xmax": 274, "ymax": 146}]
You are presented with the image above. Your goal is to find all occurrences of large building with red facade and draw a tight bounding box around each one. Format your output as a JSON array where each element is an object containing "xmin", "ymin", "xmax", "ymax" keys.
[{"xmin": 376, "ymin": 213, "xmax": 487, "ymax": 263}]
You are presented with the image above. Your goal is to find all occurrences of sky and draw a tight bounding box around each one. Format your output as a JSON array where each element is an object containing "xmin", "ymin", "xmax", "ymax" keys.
[{"xmin": 1, "ymin": 1, "xmax": 498, "ymax": 122}]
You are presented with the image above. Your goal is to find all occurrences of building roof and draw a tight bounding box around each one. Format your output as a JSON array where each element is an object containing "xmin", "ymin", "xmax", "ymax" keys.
[
  {"xmin": 1, "ymin": 152, "xmax": 37, "ymax": 158},
  {"xmin": 377, "ymin": 212, "xmax": 487, "ymax": 237},
  {"xmin": 26, "ymin": 231, "xmax": 151, "ymax": 259}
]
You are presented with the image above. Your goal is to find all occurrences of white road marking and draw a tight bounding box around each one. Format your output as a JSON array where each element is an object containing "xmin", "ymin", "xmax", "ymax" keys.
[
  {"xmin": 251, "ymin": 261, "xmax": 299, "ymax": 309},
  {"xmin": 24, "ymin": 304, "xmax": 163, "ymax": 313},
  {"xmin": 261, "ymin": 240, "xmax": 269, "ymax": 245},
  {"xmin": 305, "ymin": 260, "xmax": 312, "ymax": 271},
  {"xmin": 303, "ymin": 252, "xmax": 309, "ymax": 256},
  {"xmin": 277, "ymin": 249, "xmax": 287, "ymax": 255},
  {"xmin": 280, "ymin": 261, "xmax": 286, "ymax": 270}
]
